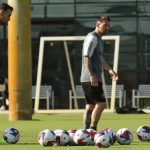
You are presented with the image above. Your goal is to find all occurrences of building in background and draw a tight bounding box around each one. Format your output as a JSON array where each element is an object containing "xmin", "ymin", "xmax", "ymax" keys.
[{"xmin": 0, "ymin": 0, "xmax": 150, "ymax": 108}]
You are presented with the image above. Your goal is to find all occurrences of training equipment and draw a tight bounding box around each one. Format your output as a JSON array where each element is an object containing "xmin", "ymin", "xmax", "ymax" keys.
[
  {"xmin": 68, "ymin": 129, "xmax": 77, "ymax": 146},
  {"xmin": 86, "ymin": 128, "xmax": 96, "ymax": 145},
  {"xmin": 136, "ymin": 126, "xmax": 150, "ymax": 141},
  {"xmin": 54, "ymin": 129, "xmax": 70, "ymax": 146},
  {"xmin": 116, "ymin": 128, "xmax": 133, "ymax": 145},
  {"xmin": 94, "ymin": 130, "xmax": 111, "ymax": 148},
  {"xmin": 34, "ymin": 35, "xmax": 120, "ymax": 113},
  {"xmin": 3, "ymin": 128, "xmax": 20, "ymax": 144},
  {"xmin": 102, "ymin": 128, "xmax": 116, "ymax": 145},
  {"xmin": 74, "ymin": 129, "xmax": 91, "ymax": 145},
  {"xmin": 38, "ymin": 129, "xmax": 56, "ymax": 146}
]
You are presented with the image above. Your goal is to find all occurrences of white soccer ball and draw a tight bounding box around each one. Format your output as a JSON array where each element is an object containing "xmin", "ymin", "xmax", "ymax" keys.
[
  {"xmin": 102, "ymin": 128, "xmax": 116, "ymax": 145},
  {"xmin": 136, "ymin": 126, "xmax": 150, "ymax": 141},
  {"xmin": 38, "ymin": 129, "xmax": 56, "ymax": 146},
  {"xmin": 86, "ymin": 128, "xmax": 96, "ymax": 145},
  {"xmin": 116, "ymin": 128, "xmax": 133, "ymax": 145},
  {"xmin": 68, "ymin": 129, "xmax": 77, "ymax": 146},
  {"xmin": 94, "ymin": 130, "xmax": 111, "ymax": 148},
  {"xmin": 54, "ymin": 129, "xmax": 70, "ymax": 146},
  {"xmin": 73, "ymin": 129, "xmax": 91, "ymax": 145},
  {"xmin": 3, "ymin": 128, "xmax": 20, "ymax": 144}
]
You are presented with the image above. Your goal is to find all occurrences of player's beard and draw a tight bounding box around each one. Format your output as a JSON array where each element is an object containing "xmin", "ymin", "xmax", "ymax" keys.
[{"xmin": 101, "ymin": 29, "xmax": 108, "ymax": 35}]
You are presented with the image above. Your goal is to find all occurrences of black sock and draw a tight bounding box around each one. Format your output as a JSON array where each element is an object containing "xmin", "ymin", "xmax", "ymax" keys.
[{"xmin": 90, "ymin": 126, "xmax": 97, "ymax": 131}]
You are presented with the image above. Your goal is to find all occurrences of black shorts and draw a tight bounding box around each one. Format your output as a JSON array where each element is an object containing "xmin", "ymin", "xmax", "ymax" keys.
[{"xmin": 81, "ymin": 81, "xmax": 106, "ymax": 104}]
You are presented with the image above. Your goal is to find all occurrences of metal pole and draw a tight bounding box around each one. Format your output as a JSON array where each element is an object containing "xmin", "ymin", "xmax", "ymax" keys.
[{"xmin": 8, "ymin": 0, "xmax": 32, "ymax": 120}]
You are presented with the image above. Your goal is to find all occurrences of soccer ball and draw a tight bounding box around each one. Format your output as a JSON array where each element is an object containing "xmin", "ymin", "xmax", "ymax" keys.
[
  {"xmin": 54, "ymin": 129, "xmax": 70, "ymax": 146},
  {"xmin": 38, "ymin": 129, "xmax": 56, "ymax": 146},
  {"xmin": 116, "ymin": 128, "xmax": 133, "ymax": 145},
  {"xmin": 136, "ymin": 126, "xmax": 150, "ymax": 141},
  {"xmin": 102, "ymin": 128, "xmax": 116, "ymax": 145},
  {"xmin": 94, "ymin": 130, "xmax": 111, "ymax": 148},
  {"xmin": 73, "ymin": 129, "xmax": 91, "ymax": 145},
  {"xmin": 68, "ymin": 129, "xmax": 77, "ymax": 146},
  {"xmin": 86, "ymin": 128, "xmax": 96, "ymax": 145},
  {"xmin": 3, "ymin": 128, "xmax": 20, "ymax": 144}
]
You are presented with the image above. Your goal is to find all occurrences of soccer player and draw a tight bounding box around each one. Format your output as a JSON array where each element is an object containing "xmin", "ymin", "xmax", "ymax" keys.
[
  {"xmin": 0, "ymin": 3, "xmax": 13, "ymax": 111},
  {"xmin": 0, "ymin": 3, "xmax": 13, "ymax": 25},
  {"xmin": 80, "ymin": 16, "xmax": 118, "ymax": 130}
]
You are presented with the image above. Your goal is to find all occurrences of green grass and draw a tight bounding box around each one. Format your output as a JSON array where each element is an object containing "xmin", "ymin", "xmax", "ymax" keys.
[{"xmin": 0, "ymin": 113, "xmax": 150, "ymax": 150}]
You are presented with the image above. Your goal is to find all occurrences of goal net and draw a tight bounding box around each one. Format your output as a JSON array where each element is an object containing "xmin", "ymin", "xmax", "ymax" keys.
[{"xmin": 34, "ymin": 36, "xmax": 120, "ymax": 113}]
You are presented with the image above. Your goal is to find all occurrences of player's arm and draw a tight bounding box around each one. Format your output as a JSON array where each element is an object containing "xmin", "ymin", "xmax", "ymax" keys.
[
  {"xmin": 84, "ymin": 56, "xmax": 94, "ymax": 76},
  {"xmin": 101, "ymin": 56, "xmax": 118, "ymax": 81},
  {"xmin": 84, "ymin": 56, "xmax": 98, "ymax": 86}
]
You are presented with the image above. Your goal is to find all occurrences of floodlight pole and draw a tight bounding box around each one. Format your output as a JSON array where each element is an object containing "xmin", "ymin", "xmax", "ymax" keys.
[{"xmin": 8, "ymin": 0, "xmax": 32, "ymax": 120}]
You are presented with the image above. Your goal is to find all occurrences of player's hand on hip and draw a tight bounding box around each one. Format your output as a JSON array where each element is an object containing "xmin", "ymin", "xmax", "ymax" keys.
[
  {"xmin": 109, "ymin": 69, "xmax": 118, "ymax": 81},
  {"xmin": 90, "ymin": 75, "xmax": 98, "ymax": 87}
]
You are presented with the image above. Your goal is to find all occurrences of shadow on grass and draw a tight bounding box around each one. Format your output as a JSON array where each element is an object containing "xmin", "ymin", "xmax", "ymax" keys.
[
  {"xmin": 31, "ymin": 119, "xmax": 41, "ymax": 121},
  {"xmin": 0, "ymin": 142, "xmax": 39, "ymax": 145}
]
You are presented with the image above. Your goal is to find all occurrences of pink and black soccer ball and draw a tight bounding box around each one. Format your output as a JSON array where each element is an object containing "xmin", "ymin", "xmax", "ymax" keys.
[
  {"xmin": 54, "ymin": 129, "xmax": 70, "ymax": 146},
  {"xmin": 102, "ymin": 128, "xmax": 116, "ymax": 145},
  {"xmin": 73, "ymin": 129, "xmax": 91, "ymax": 145},
  {"xmin": 136, "ymin": 126, "xmax": 150, "ymax": 141},
  {"xmin": 67, "ymin": 129, "xmax": 77, "ymax": 146},
  {"xmin": 38, "ymin": 129, "xmax": 56, "ymax": 146},
  {"xmin": 94, "ymin": 130, "xmax": 111, "ymax": 148},
  {"xmin": 86, "ymin": 128, "xmax": 96, "ymax": 145},
  {"xmin": 116, "ymin": 128, "xmax": 133, "ymax": 145}
]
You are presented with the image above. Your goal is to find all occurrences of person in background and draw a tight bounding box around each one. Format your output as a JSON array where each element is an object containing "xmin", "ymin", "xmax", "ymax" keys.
[
  {"xmin": 0, "ymin": 3, "xmax": 13, "ymax": 110},
  {"xmin": 0, "ymin": 3, "xmax": 13, "ymax": 25},
  {"xmin": 0, "ymin": 77, "xmax": 8, "ymax": 110},
  {"xmin": 80, "ymin": 16, "xmax": 118, "ymax": 130}
]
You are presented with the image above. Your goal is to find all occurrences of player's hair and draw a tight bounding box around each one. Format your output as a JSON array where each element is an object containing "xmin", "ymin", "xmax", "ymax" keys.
[
  {"xmin": 0, "ymin": 3, "xmax": 13, "ymax": 11},
  {"xmin": 97, "ymin": 16, "xmax": 111, "ymax": 22}
]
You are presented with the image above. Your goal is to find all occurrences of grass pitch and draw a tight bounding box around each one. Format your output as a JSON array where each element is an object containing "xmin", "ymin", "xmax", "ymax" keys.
[{"xmin": 0, "ymin": 112, "xmax": 150, "ymax": 150}]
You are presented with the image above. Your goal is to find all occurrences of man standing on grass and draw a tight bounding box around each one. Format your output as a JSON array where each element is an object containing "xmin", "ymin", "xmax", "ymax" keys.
[
  {"xmin": 0, "ymin": 3, "xmax": 13, "ymax": 111},
  {"xmin": 80, "ymin": 16, "xmax": 118, "ymax": 130}
]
